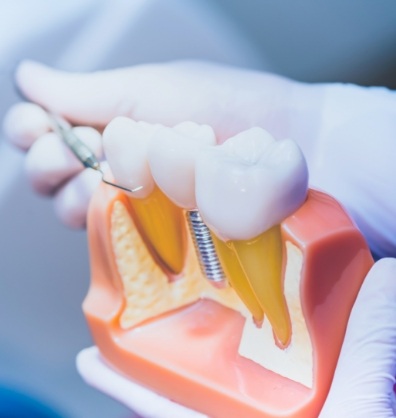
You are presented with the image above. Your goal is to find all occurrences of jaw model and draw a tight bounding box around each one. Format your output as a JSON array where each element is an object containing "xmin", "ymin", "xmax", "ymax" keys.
[{"xmin": 85, "ymin": 121, "xmax": 373, "ymax": 418}]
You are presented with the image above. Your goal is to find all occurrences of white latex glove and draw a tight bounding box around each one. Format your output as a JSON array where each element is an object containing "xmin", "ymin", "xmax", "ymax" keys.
[
  {"xmin": 3, "ymin": 60, "xmax": 396, "ymax": 417},
  {"xmin": 320, "ymin": 258, "xmax": 396, "ymax": 417},
  {"xmin": 3, "ymin": 102, "xmax": 104, "ymax": 228},
  {"xmin": 3, "ymin": 60, "xmax": 396, "ymax": 256}
]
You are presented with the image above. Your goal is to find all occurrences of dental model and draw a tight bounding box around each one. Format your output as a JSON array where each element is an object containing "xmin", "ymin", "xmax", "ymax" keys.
[{"xmin": 84, "ymin": 122, "xmax": 373, "ymax": 418}]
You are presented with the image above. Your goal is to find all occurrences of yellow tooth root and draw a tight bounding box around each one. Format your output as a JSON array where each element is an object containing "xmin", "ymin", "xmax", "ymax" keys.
[
  {"xmin": 231, "ymin": 225, "xmax": 291, "ymax": 347},
  {"xmin": 127, "ymin": 186, "xmax": 187, "ymax": 276},
  {"xmin": 212, "ymin": 234, "xmax": 264, "ymax": 325}
]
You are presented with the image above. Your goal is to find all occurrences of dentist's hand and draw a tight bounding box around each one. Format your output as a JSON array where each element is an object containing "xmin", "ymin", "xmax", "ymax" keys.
[
  {"xmin": 4, "ymin": 60, "xmax": 396, "ymax": 417},
  {"xmin": 3, "ymin": 101, "xmax": 105, "ymax": 228},
  {"xmin": 320, "ymin": 258, "xmax": 396, "ymax": 417},
  {"xmin": 3, "ymin": 60, "xmax": 396, "ymax": 258}
]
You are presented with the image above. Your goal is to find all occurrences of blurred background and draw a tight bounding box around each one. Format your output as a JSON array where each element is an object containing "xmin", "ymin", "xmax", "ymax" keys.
[{"xmin": 0, "ymin": 0, "xmax": 395, "ymax": 417}]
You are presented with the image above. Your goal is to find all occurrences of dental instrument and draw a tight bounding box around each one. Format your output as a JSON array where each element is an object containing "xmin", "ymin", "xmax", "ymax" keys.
[{"xmin": 51, "ymin": 115, "xmax": 142, "ymax": 194}]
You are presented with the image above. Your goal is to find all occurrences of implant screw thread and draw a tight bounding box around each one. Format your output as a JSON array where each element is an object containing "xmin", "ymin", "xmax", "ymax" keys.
[{"xmin": 186, "ymin": 210, "xmax": 226, "ymax": 287}]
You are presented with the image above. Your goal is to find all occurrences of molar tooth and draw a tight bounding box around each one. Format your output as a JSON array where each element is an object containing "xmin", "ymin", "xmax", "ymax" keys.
[
  {"xmin": 196, "ymin": 127, "xmax": 308, "ymax": 345},
  {"xmin": 103, "ymin": 117, "xmax": 187, "ymax": 276}
]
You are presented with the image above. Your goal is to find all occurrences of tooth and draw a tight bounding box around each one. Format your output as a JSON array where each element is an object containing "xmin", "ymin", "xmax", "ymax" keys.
[
  {"xmin": 103, "ymin": 117, "xmax": 187, "ymax": 276},
  {"xmin": 148, "ymin": 121, "xmax": 216, "ymax": 210},
  {"xmin": 148, "ymin": 122, "xmax": 265, "ymax": 310},
  {"xmin": 148, "ymin": 122, "xmax": 225, "ymax": 286},
  {"xmin": 196, "ymin": 127, "xmax": 308, "ymax": 346}
]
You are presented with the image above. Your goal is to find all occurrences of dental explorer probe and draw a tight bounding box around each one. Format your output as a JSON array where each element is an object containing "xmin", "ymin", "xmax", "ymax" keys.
[{"xmin": 51, "ymin": 115, "xmax": 142, "ymax": 194}]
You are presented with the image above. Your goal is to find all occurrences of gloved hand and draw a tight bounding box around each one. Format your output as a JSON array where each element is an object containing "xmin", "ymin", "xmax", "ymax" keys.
[
  {"xmin": 3, "ymin": 60, "xmax": 396, "ymax": 417},
  {"xmin": 3, "ymin": 101, "xmax": 104, "ymax": 228},
  {"xmin": 3, "ymin": 60, "xmax": 396, "ymax": 258},
  {"xmin": 320, "ymin": 257, "xmax": 396, "ymax": 417}
]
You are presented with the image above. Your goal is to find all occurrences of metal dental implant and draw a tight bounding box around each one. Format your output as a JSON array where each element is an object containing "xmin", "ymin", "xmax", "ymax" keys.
[{"xmin": 186, "ymin": 210, "xmax": 226, "ymax": 288}]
